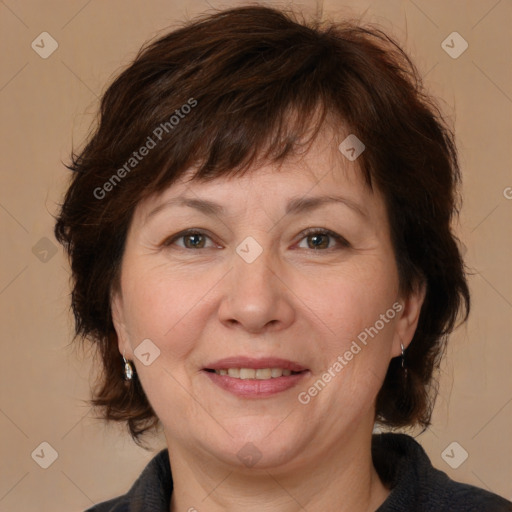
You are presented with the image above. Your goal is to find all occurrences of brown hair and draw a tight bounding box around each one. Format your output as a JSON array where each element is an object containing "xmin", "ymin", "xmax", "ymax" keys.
[{"xmin": 55, "ymin": 5, "xmax": 470, "ymax": 447}]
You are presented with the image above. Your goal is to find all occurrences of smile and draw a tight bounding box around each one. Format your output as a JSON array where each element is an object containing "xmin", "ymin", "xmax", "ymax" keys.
[
  {"xmin": 208, "ymin": 368, "xmax": 303, "ymax": 379},
  {"xmin": 203, "ymin": 368, "xmax": 310, "ymax": 397}
]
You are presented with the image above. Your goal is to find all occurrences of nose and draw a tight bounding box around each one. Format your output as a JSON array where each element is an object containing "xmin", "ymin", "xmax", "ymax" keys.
[{"xmin": 217, "ymin": 238, "xmax": 295, "ymax": 334}]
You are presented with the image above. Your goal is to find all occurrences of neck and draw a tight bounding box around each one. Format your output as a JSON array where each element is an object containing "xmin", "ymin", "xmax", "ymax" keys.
[{"xmin": 166, "ymin": 424, "xmax": 390, "ymax": 512}]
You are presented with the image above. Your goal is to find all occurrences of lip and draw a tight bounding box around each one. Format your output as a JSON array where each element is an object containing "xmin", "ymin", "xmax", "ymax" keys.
[
  {"xmin": 203, "ymin": 370, "xmax": 310, "ymax": 398},
  {"xmin": 204, "ymin": 356, "xmax": 307, "ymax": 372}
]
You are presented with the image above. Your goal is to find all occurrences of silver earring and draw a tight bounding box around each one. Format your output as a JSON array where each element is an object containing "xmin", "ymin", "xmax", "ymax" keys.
[
  {"xmin": 123, "ymin": 352, "xmax": 134, "ymax": 381},
  {"xmin": 400, "ymin": 342, "xmax": 408, "ymax": 379}
]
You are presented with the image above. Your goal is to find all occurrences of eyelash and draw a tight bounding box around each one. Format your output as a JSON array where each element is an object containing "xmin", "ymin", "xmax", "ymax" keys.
[{"xmin": 161, "ymin": 227, "xmax": 351, "ymax": 252}]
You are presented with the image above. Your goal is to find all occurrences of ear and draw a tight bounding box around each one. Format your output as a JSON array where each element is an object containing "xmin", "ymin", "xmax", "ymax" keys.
[
  {"xmin": 111, "ymin": 289, "xmax": 132, "ymax": 359},
  {"xmin": 391, "ymin": 278, "xmax": 426, "ymax": 358}
]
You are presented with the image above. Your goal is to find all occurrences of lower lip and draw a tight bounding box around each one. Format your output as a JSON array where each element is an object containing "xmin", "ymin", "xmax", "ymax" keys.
[{"xmin": 203, "ymin": 370, "xmax": 309, "ymax": 398}]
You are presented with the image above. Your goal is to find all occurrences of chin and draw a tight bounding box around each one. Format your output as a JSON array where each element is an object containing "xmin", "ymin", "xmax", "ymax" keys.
[{"xmin": 208, "ymin": 418, "xmax": 307, "ymax": 468}]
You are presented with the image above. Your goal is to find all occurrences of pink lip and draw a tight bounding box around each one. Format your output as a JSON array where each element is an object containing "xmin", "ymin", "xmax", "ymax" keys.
[
  {"xmin": 204, "ymin": 356, "xmax": 307, "ymax": 372},
  {"xmin": 203, "ymin": 370, "xmax": 310, "ymax": 398}
]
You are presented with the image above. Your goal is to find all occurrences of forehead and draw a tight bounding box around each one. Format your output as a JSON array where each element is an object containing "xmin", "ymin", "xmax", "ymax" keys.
[{"xmin": 137, "ymin": 124, "xmax": 374, "ymax": 219}]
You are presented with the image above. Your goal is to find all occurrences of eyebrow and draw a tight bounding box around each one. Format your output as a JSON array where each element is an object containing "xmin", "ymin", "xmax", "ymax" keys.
[{"xmin": 146, "ymin": 194, "xmax": 368, "ymax": 222}]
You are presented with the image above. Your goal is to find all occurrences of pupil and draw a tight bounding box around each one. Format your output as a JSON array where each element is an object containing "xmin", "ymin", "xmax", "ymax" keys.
[
  {"xmin": 187, "ymin": 234, "xmax": 203, "ymax": 248},
  {"xmin": 310, "ymin": 234, "xmax": 327, "ymax": 249}
]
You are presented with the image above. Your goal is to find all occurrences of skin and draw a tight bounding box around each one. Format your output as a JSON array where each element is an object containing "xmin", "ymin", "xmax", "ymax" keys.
[{"xmin": 112, "ymin": 128, "xmax": 425, "ymax": 512}]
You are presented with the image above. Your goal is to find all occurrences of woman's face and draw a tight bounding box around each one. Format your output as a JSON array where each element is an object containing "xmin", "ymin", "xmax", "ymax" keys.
[{"xmin": 112, "ymin": 130, "xmax": 424, "ymax": 470}]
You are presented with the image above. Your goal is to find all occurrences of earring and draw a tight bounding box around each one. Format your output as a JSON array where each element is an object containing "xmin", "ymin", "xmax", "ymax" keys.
[
  {"xmin": 122, "ymin": 352, "xmax": 134, "ymax": 381},
  {"xmin": 400, "ymin": 342, "xmax": 408, "ymax": 379}
]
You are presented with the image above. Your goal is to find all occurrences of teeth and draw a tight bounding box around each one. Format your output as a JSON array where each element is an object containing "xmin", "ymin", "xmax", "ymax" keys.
[
  {"xmin": 214, "ymin": 368, "xmax": 296, "ymax": 379},
  {"xmin": 239, "ymin": 368, "xmax": 255, "ymax": 379},
  {"xmin": 256, "ymin": 368, "xmax": 272, "ymax": 379}
]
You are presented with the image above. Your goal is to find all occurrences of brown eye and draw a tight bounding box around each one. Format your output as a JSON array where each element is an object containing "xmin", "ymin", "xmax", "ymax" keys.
[
  {"xmin": 307, "ymin": 233, "xmax": 330, "ymax": 249},
  {"xmin": 162, "ymin": 229, "xmax": 215, "ymax": 249},
  {"xmin": 182, "ymin": 233, "xmax": 206, "ymax": 248},
  {"xmin": 297, "ymin": 229, "xmax": 350, "ymax": 251}
]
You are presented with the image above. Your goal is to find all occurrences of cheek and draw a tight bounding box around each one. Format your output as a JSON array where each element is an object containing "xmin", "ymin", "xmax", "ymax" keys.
[
  {"xmin": 119, "ymin": 262, "xmax": 215, "ymax": 355},
  {"xmin": 300, "ymin": 261, "xmax": 399, "ymax": 378},
  {"xmin": 297, "ymin": 257, "xmax": 398, "ymax": 330}
]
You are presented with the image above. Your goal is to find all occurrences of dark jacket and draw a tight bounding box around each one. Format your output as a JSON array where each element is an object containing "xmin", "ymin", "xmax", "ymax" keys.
[{"xmin": 85, "ymin": 433, "xmax": 512, "ymax": 511}]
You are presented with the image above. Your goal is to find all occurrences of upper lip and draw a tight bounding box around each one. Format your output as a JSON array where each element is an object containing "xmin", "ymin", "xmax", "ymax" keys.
[{"xmin": 204, "ymin": 357, "xmax": 307, "ymax": 372}]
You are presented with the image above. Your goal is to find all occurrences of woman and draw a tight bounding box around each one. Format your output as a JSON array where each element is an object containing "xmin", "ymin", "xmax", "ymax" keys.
[{"xmin": 54, "ymin": 5, "xmax": 512, "ymax": 511}]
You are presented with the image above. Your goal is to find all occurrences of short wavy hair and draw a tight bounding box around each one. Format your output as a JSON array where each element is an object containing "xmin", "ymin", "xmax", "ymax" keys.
[{"xmin": 55, "ymin": 5, "xmax": 470, "ymax": 447}]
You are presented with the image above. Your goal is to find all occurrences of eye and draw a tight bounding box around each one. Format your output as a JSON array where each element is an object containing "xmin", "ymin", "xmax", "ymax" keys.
[
  {"xmin": 161, "ymin": 229, "xmax": 217, "ymax": 249},
  {"xmin": 161, "ymin": 227, "xmax": 350, "ymax": 251},
  {"xmin": 296, "ymin": 228, "xmax": 350, "ymax": 251}
]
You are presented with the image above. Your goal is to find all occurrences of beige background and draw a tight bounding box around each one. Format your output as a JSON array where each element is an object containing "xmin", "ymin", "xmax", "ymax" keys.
[{"xmin": 1, "ymin": 0, "xmax": 511, "ymax": 510}]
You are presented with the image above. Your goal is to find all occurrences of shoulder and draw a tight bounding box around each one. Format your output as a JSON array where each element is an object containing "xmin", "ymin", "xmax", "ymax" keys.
[
  {"xmin": 373, "ymin": 432, "xmax": 512, "ymax": 512},
  {"xmin": 83, "ymin": 448, "xmax": 172, "ymax": 512}
]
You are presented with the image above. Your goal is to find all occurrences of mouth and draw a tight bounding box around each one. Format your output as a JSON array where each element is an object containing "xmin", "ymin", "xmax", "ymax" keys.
[
  {"xmin": 203, "ymin": 356, "xmax": 308, "ymax": 377},
  {"xmin": 203, "ymin": 368, "xmax": 305, "ymax": 379},
  {"xmin": 202, "ymin": 357, "xmax": 309, "ymax": 397}
]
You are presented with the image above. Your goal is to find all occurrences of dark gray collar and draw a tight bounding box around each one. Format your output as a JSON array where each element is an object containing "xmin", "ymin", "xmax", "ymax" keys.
[{"xmin": 86, "ymin": 433, "xmax": 512, "ymax": 511}]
